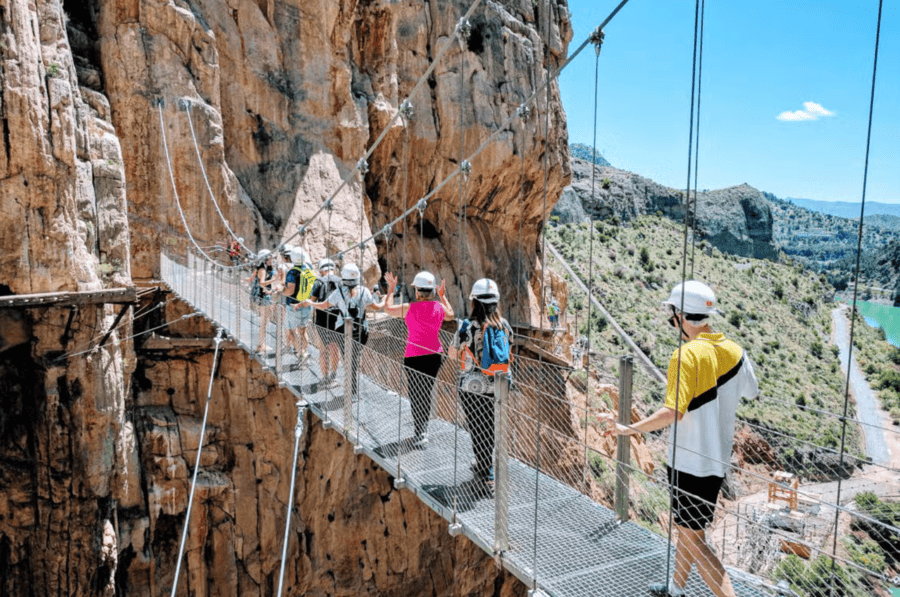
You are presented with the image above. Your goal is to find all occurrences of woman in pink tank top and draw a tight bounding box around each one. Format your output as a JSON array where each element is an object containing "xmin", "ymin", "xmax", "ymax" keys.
[{"xmin": 384, "ymin": 270, "xmax": 454, "ymax": 446}]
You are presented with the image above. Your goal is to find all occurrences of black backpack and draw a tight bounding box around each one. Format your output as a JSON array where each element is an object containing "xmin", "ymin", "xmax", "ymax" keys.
[{"xmin": 338, "ymin": 286, "xmax": 369, "ymax": 344}]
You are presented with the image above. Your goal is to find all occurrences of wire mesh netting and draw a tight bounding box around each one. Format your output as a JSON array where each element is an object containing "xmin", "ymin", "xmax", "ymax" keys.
[{"xmin": 160, "ymin": 250, "xmax": 900, "ymax": 597}]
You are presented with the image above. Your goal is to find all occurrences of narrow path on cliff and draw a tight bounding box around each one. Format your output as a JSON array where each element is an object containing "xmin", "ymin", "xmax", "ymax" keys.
[{"xmin": 831, "ymin": 305, "xmax": 894, "ymax": 466}]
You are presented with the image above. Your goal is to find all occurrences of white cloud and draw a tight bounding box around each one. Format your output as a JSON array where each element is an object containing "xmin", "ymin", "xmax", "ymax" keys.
[
  {"xmin": 777, "ymin": 110, "xmax": 817, "ymax": 121},
  {"xmin": 776, "ymin": 101, "xmax": 835, "ymax": 121},
  {"xmin": 803, "ymin": 102, "xmax": 834, "ymax": 117}
]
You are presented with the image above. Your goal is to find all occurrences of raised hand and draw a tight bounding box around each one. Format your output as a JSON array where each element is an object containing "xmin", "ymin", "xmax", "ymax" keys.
[{"xmin": 385, "ymin": 272, "xmax": 398, "ymax": 291}]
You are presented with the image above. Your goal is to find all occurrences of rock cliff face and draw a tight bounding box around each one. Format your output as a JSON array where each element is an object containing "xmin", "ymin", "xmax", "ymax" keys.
[
  {"xmin": 96, "ymin": 0, "xmax": 572, "ymax": 323},
  {"xmin": 0, "ymin": 0, "xmax": 572, "ymax": 595},
  {"xmin": 556, "ymin": 159, "xmax": 777, "ymax": 260}
]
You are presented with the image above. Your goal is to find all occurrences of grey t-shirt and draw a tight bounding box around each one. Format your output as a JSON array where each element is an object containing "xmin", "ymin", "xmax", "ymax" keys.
[{"xmin": 326, "ymin": 285, "xmax": 377, "ymax": 329}]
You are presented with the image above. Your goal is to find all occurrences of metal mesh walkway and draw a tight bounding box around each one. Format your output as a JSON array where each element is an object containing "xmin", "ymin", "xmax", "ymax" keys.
[{"xmin": 159, "ymin": 250, "xmax": 774, "ymax": 597}]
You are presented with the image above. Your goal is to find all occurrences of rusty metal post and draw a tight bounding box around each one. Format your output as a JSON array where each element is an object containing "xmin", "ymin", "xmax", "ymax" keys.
[{"xmin": 615, "ymin": 355, "xmax": 633, "ymax": 521}]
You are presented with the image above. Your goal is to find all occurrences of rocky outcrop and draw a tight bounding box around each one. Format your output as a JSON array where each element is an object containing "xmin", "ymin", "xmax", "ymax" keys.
[
  {"xmin": 557, "ymin": 159, "xmax": 778, "ymax": 260},
  {"xmin": 0, "ymin": 2, "xmax": 137, "ymax": 596},
  {"xmin": 96, "ymin": 0, "xmax": 572, "ymax": 324}
]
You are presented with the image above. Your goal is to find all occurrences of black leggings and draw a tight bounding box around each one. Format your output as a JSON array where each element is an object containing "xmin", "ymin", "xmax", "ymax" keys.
[
  {"xmin": 460, "ymin": 390, "xmax": 495, "ymax": 474},
  {"xmin": 404, "ymin": 353, "xmax": 443, "ymax": 437}
]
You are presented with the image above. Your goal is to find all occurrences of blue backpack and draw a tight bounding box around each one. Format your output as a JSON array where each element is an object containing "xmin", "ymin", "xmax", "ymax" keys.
[{"xmin": 459, "ymin": 320, "xmax": 511, "ymax": 377}]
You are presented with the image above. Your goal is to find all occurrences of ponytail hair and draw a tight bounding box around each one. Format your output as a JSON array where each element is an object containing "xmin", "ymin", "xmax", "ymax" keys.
[{"xmin": 470, "ymin": 299, "xmax": 503, "ymax": 329}]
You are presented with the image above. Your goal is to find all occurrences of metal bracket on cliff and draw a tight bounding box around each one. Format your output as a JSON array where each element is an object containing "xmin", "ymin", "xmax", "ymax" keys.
[{"xmin": 456, "ymin": 18, "xmax": 472, "ymax": 42}]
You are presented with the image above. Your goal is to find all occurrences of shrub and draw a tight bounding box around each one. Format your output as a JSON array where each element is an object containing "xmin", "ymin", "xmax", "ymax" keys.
[
  {"xmin": 729, "ymin": 312, "xmax": 742, "ymax": 328},
  {"xmin": 626, "ymin": 244, "xmax": 636, "ymax": 256},
  {"xmin": 890, "ymin": 348, "xmax": 900, "ymax": 365},
  {"xmin": 639, "ymin": 246, "xmax": 650, "ymax": 265},
  {"xmin": 811, "ymin": 341, "xmax": 823, "ymax": 359},
  {"xmin": 879, "ymin": 370, "xmax": 900, "ymax": 393},
  {"xmin": 774, "ymin": 284, "xmax": 784, "ymax": 300}
]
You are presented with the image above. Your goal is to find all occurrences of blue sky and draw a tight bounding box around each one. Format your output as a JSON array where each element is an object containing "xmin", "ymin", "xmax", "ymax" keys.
[{"xmin": 559, "ymin": 0, "xmax": 899, "ymax": 205}]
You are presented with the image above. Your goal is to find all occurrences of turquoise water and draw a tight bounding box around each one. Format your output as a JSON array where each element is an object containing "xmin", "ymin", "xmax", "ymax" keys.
[{"xmin": 853, "ymin": 300, "xmax": 900, "ymax": 347}]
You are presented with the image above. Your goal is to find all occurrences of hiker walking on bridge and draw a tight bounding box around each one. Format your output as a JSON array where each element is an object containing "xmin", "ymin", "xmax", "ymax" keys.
[
  {"xmin": 305, "ymin": 264, "xmax": 384, "ymax": 397},
  {"xmin": 603, "ymin": 281, "xmax": 758, "ymax": 597},
  {"xmin": 384, "ymin": 270, "xmax": 454, "ymax": 447},
  {"xmin": 449, "ymin": 278, "xmax": 512, "ymax": 490}
]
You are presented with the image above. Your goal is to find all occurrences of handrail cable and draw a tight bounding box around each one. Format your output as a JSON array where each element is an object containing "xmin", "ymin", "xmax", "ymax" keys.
[
  {"xmin": 170, "ymin": 329, "xmax": 225, "ymax": 597},
  {"xmin": 185, "ymin": 103, "xmax": 251, "ymax": 255},
  {"xmin": 831, "ymin": 0, "xmax": 884, "ymax": 581},
  {"xmin": 666, "ymin": 0, "xmax": 705, "ymax": 586}
]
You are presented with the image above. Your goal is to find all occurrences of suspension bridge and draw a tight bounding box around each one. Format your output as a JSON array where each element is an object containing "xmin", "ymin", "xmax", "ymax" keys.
[
  {"xmin": 159, "ymin": 250, "xmax": 776, "ymax": 597},
  {"xmin": 138, "ymin": 0, "xmax": 900, "ymax": 594}
]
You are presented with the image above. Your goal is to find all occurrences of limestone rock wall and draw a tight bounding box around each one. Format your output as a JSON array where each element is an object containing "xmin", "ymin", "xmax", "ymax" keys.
[
  {"xmin": 0, "ymin": 1, "xmax": 138, "ymax": 595},
  {"xmin": 96, "ymin": 0, "xmax": 571, "ymax": 321}
]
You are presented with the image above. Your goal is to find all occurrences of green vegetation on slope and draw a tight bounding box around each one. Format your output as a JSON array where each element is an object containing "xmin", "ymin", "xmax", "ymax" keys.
[
  {"xmin": 853, "ymin": 314, "xmax": 900, "ymax": 424},
  {"xmin": 546, "ymin": 216, "xmax": 862, "ymax": 463}
]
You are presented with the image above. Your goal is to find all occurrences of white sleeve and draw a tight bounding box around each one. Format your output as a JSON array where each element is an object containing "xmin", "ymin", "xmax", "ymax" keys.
[{"xmin": 742, "ymin": 355, "xmax": 760, "ymax": 399}]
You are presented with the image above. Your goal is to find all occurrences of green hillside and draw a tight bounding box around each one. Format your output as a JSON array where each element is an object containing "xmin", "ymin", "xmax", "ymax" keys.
[{"xmin": 546, "ymin": 216, "xmax": 863, "ymax": 463}]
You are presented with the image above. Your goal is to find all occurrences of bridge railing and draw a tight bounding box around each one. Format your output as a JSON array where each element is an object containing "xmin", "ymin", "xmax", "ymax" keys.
[{"xmin": 160, "ymin": 249, "xmax": 900, "ymax": 597}]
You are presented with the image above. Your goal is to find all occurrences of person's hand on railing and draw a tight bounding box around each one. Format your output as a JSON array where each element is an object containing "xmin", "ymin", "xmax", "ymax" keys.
[{"xmin": 598, "ymin": 412, "xmax": 635, "ymax": 437}]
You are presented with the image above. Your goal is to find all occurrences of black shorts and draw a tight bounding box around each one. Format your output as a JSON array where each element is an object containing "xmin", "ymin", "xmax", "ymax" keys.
[{"xmin": 667, "ymin": 466, "xmax": 723, "ymax": 530}]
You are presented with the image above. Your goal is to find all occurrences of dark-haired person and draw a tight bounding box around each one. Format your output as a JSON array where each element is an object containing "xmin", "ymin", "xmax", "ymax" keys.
[
  {"xmin": 249, "ymin": 249, "xmax": 276, "ymax": 354},
  {"xmin": 384, "ymin": 270, "xmax": 454, "ymax": 447},
  {"xmin": 451, "ymin": 278, "xmax": 512, "ymax": 490},
  {"xmin": 603, "ymin": 281, "xmax": 758, "ymax": 597}
]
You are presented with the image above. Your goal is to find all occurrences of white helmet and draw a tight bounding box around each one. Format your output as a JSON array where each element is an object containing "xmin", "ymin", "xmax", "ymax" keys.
[
  {"xmin": 318, "ymin": 258, "xmax": 336, "ymax": 272},
  {"xmin": 256, "ymin": 249, "xmax": 272, "ymax": 262},
  {"xmin": 662, "ymin": 281, "xmax": 717, "ymax": 316},
  {"xmin": 290, "ymin": 248, "xmax": 309, "ymax": 265},
  {"xmin": 469, "ymin": 278, "xmax": 500, "ymax": 304},
  {"xmin": 341, "ymin": 264, "xmax": 360, "ymax": 287},
  {"xmin": 412, "ymin": 271, "xmax": 435, "ymax": 290}
]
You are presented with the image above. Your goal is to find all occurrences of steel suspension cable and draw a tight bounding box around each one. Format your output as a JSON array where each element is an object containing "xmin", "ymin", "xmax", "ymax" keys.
[
  {"xmin": 583, "ymin": 32, "xmax": 604, "ymax": 489},
  {"xmin": 456, "ymin": 18, "xmax": 471, "ymax": 316},
  {"xmin": 185, "ymin": 103, "xmax": 251, "ymax": 254},
  {"xmin": 275, "ymin": 400, "xmax": 308, "ymax": 597},
  {"xmin": 689, "ymin": 0, "xmax": 706, "ymax": 278},
  {"xmin": 516, "ymin": 107, "xmax": 528, "ymax": 333},
  {"xmin": 401, "ymin": 103, "xmax": 411, "ymax": 287},
  {"xmin": 831, "ymin": 0, "xmax": 884, "ymax": 584},
  {"xmin": 452, "ymin": 18, "xmax": 470, "ymax": 517},
  {"xmin": 665, "ymin": 0, "xmax": 704, "ymax": 586},
  {"xmin": 531, "ymin": 1, "xmax": 555, "ymax": 587},
  {"xmin": 158, "ymin": 102, "xmax": 240, "ymax": 270},
  {"xmin": 170, "ymin": 329, "xmax": 225, "ymax": 597}
]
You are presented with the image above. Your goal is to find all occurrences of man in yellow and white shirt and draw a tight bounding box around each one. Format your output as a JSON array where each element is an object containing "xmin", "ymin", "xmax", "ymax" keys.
[{"xmin": 605, "ymin": 280, "xmax": 758, "ymax": 597}]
